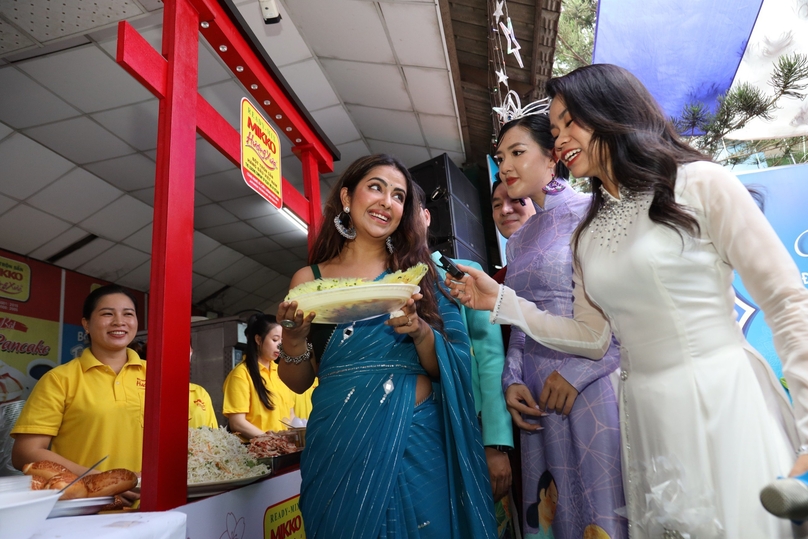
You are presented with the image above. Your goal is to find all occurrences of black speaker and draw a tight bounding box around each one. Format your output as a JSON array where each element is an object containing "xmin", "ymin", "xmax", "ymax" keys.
[{"xmin": 410, "ymin": 154, "xmax": 488, "ymax": 267}]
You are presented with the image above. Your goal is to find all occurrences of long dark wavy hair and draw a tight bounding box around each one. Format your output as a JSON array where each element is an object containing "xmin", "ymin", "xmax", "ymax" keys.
[
  {"xmin": 497, "ymin": 113, "xmax": 569, "ymax": 181},
  {"xmin": 309, "ymin": 154, "xmax": 443, "ymax": 331},
  {"xmin": 244, "ymin": 313, "xmax": 279, "ymax": 410},
  {"xmin": 545, "ymin": 64, "xmax": 708, "ymax": 258}
]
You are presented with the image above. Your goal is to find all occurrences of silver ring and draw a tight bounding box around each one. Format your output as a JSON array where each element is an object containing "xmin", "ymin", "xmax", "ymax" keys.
[{"xmin": 280, "ymin": 319, "xmax": 296, "ymax": 329}]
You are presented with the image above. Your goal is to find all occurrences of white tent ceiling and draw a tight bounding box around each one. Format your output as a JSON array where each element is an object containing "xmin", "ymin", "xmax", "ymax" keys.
[{"xmin": 0, "ymin": 0, "xmax": 465, "ymax": 316}]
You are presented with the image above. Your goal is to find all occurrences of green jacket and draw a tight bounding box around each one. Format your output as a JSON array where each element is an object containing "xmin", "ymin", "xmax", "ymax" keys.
[{"xmin": 432, "ymin": 252, "xmax": 513, "ymax": 448}]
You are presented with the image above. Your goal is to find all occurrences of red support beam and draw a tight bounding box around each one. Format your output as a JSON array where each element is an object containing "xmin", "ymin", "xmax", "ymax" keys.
[
  {"xmin": 117, "ymin": 0, "xmax": 336, "ymax": 511},
  {"xmin": 138, "ymin": 0, "xmax": 199, "ymax": 511}
]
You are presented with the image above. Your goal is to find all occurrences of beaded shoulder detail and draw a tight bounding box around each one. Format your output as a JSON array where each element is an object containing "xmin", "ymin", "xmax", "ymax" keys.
[{"xmin": 588, "ymin": 185, "xmax": 651, "ymax": 253}]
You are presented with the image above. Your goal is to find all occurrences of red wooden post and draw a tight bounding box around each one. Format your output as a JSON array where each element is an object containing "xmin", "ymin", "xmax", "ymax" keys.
[
  {"xmin": 116, "ymin": 0, "xmax": 335, "ymax": 512},
  {"xmin": 294, "ymin": 145, "xmax": 323, "ymax": 249},
  {"xmin": 139, "ymin": 0, "xmax": 198, "ymax": 510}
]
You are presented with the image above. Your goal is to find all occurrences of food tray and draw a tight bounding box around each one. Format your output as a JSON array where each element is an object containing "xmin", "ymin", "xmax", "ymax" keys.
[
  {"xmin": 259, "ymin": 451, "xmax": 302, "ymax": 475},
  {"xmin": 293, "ymin": 283, "xmax": 420, "ymax": 324}
]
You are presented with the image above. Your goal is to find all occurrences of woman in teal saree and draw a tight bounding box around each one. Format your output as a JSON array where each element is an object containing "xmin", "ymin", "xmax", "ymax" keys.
[{"xmin": 277, "ymin": 154, "xmax": 498, "ymax": 539}]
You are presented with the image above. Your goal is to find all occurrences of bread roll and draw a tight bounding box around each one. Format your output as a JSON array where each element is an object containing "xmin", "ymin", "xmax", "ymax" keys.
[
  {"xmin": 22, "ymin": 461, "xmax": 71, "ymax": 480},
  {"xmin": 45, "ymin": 473, "xmax": 89, "ymax": 500},
  {"xmin": 82, "ymin": 469, "xmax": 138, "ymax": 497},
  {"xmin": 30, "ymin": 475, "xmax": 47, "ymax": 490}
]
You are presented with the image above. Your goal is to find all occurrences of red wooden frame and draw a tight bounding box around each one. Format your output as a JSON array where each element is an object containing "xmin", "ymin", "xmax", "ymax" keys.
[{"xmin": 116, "ymin": 0, "xmax": 334, "ymax": 510}]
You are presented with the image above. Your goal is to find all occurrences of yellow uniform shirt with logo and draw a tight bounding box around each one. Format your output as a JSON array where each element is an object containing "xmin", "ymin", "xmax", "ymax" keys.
[
  {"xmin": 188, "ymin": 383, "xmax": 218, "ymax": 429},
  {"xmin": 222, "ymin": 360, "xmax": 316, "ymax": 436},
  {"xmin": 11, "ymin": 347, "xmax": 146, "ymax": 473}
]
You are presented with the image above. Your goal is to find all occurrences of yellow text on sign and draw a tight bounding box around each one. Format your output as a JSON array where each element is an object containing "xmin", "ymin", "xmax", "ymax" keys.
[
  {"xmin": 264, "ymin": 495, "xmax": 304, "ymax": 539},
  {"xmin": 240, "ymin": 97, "xmax": 282, "ymax": 209}
]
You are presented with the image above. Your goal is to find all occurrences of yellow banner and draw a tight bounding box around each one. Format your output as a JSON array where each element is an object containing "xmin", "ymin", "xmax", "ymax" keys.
[
  {"xmin": 0, "ymin": 255, "xmax": 30, "ymax": 302},
  {"xmin": 241, "ymin": 98, "xmax": 282, "ymax": 209},
  {"xmin": 263, "ymin": 495, "xmax": 304, "ymax": 539},
  {"xmin": 0, "ymin": 313, "xmax": 59, "ymax": 403}
]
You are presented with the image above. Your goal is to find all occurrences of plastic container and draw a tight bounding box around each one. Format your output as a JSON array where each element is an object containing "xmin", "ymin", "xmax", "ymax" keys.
[
  {"xmin": 0, "ymin": 475, "xmax": 32, "ymax": 493},
  {"xmin": 0, "ymin": 489, "xmax": 62, "ymax": 538}
]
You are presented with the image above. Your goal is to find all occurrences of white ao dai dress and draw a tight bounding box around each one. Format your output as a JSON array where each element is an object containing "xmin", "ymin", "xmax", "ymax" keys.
[{"xmin": 492, "ymin": 161, "xmax": 808, "ymax": 538}]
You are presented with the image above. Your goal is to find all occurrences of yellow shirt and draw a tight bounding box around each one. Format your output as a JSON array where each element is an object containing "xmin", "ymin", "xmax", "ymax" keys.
[
  {"xmin": 188, "ymin": 383, "xmax": 218, "ymax": 429},
  {"xmin": 222, "ymin": 361, "xmax": 315, "ymax": 435},
  {"xmin": 11, "ymin": 347, "xmax": 146, "ymax": 473}
]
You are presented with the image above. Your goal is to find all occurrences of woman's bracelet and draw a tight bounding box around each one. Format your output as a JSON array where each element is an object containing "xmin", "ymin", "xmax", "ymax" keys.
[
  {"xmin": 278, "ymin": 341, "xmax": 313, "ymax": 364},
  {"xmin": 489, "ymin": 284, "xmax": 506, "ymax": 323}
]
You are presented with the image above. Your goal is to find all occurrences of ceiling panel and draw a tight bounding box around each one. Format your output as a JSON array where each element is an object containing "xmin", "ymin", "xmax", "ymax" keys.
[
  {"xmin": 17, "ymin": 45, "xmax": 153, "ymax": 113},
  {"xmin": 279, "ymin": 58, "xmax": 340, "ymax": 111},
  {"xmin": 196, "ymin": 138, "xmax": 238, "ymax": 176},
  {"xmin": 282, "ymin": 156, "xmax": 304, "ymax": 190},
  {"xmin": 228, "ymin": 237, "xmax": 284, "ymax": 257},
  {"xmin": 84, "ymin": 153, "xmax": 157, "ymax": 192},
  {"xmin": 219, "ymin": 195, "xmax": 277, "ymax": 220},
  {"xmin": 234, "ymin": 0, "xmax": 312, "ymax": 68},
  {"xmin": 286, "ymin": 0, "xmax": 394, "ymax": 63},
  {"xmin": 310, "ymin": 105, "xmax": 361, "ymax": 145},
  {"xmin": 26, "ymin": 168, "xmax": 123, "ymax": 223},
  {"xmin": 54, "ymin": 237, "xmax": 115, "ymax": 271},
  {"xmin": 194, "ymin": 203, "xmax": 240, "ymax": 229},
  {"xmin": 328, "ymin": 140, "xmax": 371, "ymax": 176},
  {"xmin": 23, "ymin": 116, "xmax": 135, "ymax": 164},
  {"xmin": 367, "ymin": 139, "xmax": 431, "ymax": 167},
  {"xmin": 213, "ymin": 287, "xmax": 249, "ymax": 310},
  {"xmin": 231, "ymin": 266, "xmax": 281, "ymax": 293},
  {"xmin": 0, "ymin": 122, "xmax": 12, "ymax": 140},
  {"xmin": 202, "ymin": 221, "xmax": 263, "ymax": 244},
  {"xmin": 0, "ymin": 204, "xmax": 71, "ymax": 255},
  {"xmin": 380, "ymin": 3, "xmax": 446, "ymax": 69},
  {"xmin": 198, "ymin": 42, "xmax": 235, "ymax": 87},
  {"xmin": 193, "ymin": 278, "xmax": 227, "ymax": 303},
  {"xmin": 419, "ymin": 114, "xmax": 463, "ymax": 153},
  {"xmin": 346, "ymin": 105, "xmax": 423, "ymax": 146},
  {"xmin": 403, "ymin": 66, "xmax": 456, "ymax": 116},
  {"xmin": 117, "ymin": 260, "xmax": 151, "ymax": 292},
  {"xmin": 78, "ymin": 195, "xmax": 154, "ymax": 242},
  {"xmin": 193, "ymin": 245, "xmax": 245, "ymax": 278},
  {"xmin": 27, "ymin": 226, "xmax": 89, "ymax": 261},
  {"xmin": 122, "ymin": 224, "xmax": 154, "ymax": 254},
  {"xmin": 222, "ymin": 293, "xmax": 266, "ymax": 316},
  {"xmin": 0, "ymin": 133, "xmax": 74, "ymax": 199},
  {"xmin": 195, "ymin": 169, "xmax": 255, "ymax": 202},
  {"xmin": 193, "ymin": 231, "xmax": 221, "ymax": 261},
  {"xmin": 247, "ymin": 212, "xmax": 299, "ymax": 236},
  {"xmin": 76, "ymin": 243, "xmax": 151, "ymax": 283},
  {"xmin": 0, "ymin": 193, "xmax": 16, "ymax": 215},
  {"xmin": 0, "ymin": 18, "xmax": 36, "ymax": 56},
  {"xmin": 195, "ymin": 191, "xmax": 213, "ymax": 207},
  {"xmin": 90, "ymin": 100, "xmax": 159, "ymax": 151},
  {"xmin": 213, "ymin": 257, "xmax": 264, "ymax": 286},
  {"xmin": 271, "ymin": 230, "xmax": 307, "ymax": 249},
  {"xmin": 262, "ymin": 257, "xmax": 306, "ymax": 277},
  {"xmin": 130, "ymin": 187, "xmax": 154, "ymax": 206},
  {"xmin": 0, "ymin": 67, "xmax": 80, "ymax": 129},
  {"xmin": 321, "ymin": 59, "xmax": 410, "ymax": 111},
  {"xmin": 4, "ymin": 0, "xmax": 143, "ymax": 42},
  {"xmin": 197, "ymin": 80, "xmax": 246, "ymax": 130}
]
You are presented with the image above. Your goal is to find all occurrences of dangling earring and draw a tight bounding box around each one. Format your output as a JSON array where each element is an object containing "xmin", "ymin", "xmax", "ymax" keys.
[
  {"xmin": 386, "ymin": 236, "xmax": 395, "ymax": 254},
  {"xmin": 542, "ymin": 176, "xmax": 565, "ymax": 195},
  {"xmin": 334, "ymin": 206, "xmax": 356, "ymax": 240}
]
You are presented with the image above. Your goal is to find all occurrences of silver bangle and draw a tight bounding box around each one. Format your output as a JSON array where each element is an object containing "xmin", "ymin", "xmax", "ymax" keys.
[
  {"xmin": 278, "ymin": 341, "xmax": 313, "ymax": 364},
  {"xmin": 798, "ymin": 444, "xmax": 808, "ymax": 456},
  {"xmin": 491, "ymin": 284, "xmax": 506, "ymax": 321}
]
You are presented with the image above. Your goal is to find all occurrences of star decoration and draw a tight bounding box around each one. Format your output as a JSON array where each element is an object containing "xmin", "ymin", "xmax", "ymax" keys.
[
  {"xmin": 499, "ymin": 17, "xmax": 524, "ymax": 68},
  {"xmin": 492, "ymin": 1, "xmax": 504, "ymax": 26},
  {"xmin": 495, "ymin": 69, "xmax": 509, "ymax": 87}
]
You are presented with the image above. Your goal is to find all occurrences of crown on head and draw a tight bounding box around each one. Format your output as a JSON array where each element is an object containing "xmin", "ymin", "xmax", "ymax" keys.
[{"xmin": 493, "ymin": 90, "xmax": 551, "ymax": 125}]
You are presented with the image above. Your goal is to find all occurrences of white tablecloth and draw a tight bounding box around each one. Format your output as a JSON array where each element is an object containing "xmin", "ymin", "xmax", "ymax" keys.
[{"xmin": 30, "ymin": 511, "xmax": 186, "ymax": 539}]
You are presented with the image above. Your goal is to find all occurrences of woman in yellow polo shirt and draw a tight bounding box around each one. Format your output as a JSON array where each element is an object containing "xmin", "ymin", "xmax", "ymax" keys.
[
  {"xmin": 11, "ymin": 284, "xmax": 145, "ymax": 477},
  {"xmin": 222, "ymin": 314, "xmax": 314, "ymax": 440}
]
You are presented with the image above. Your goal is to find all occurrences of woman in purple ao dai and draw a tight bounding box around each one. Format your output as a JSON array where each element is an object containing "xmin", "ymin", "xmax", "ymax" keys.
[{"xmin": 492, "ymin": 106, "xmax": 626, "ymax": 539}]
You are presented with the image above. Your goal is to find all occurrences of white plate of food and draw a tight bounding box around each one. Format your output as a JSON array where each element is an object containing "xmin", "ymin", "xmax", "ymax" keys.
[
  {"xmin": 187, "ymin": 472, "xmax": 271, "ymax": 498},
  {"xmin": 49, "ymin": 496, "xmax": 114, "ymax": 518},
  {"xmin": 292, "ymin": 283, "xmax": 420, "ymax": 325}
]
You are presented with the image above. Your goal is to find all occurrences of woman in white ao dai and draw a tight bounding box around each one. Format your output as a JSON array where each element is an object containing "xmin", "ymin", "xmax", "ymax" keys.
[{"xmin": 449, "ymin": 64, "xmax": 808, "ymax": 538}]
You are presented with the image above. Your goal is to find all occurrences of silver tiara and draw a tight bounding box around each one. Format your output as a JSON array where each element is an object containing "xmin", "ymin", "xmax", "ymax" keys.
[{"xmin": 493, "ymin": 90, "xmax": 550, "ymax": 124}]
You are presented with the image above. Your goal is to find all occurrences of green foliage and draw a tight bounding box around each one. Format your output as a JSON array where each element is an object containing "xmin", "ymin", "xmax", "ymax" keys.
[
  {"xmin": 553, "ymin": 0, "xmax": 597, "ymax": 77},
  {"xmin": 673, "ymin": 53, "xmax": 808, "ymax": 162}
]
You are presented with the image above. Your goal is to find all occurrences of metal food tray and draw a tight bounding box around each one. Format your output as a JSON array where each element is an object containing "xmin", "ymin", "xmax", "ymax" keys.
[{"xmin": 258, "ymin": 451, "xmax": 302, "ymax": 474}]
